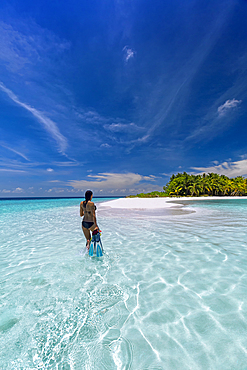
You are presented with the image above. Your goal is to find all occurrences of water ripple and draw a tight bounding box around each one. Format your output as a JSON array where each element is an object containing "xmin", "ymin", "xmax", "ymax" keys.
[{"xmin": 1, "ymin": 199, "xmax": 247, "ymax": 369}]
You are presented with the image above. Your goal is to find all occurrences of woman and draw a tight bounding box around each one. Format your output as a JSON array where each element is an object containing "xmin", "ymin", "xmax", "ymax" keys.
[{"xmin": 80, "ymin": 190, "xmax": 98, "ymax": 249}]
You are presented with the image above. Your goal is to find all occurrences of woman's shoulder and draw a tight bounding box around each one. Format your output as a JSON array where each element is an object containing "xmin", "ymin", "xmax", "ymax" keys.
[{"xmin": 87, "ymin": 200, "xmax": 94, "ymax": 206}]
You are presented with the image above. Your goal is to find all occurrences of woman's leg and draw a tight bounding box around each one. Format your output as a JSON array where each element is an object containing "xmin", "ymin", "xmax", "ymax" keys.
[
  {"xmin": 89, "ymin": 223, "xmax": 98, "ymax": 233},
  {"xmin": 82, "ymin": 225, "xmax": 91, "ymax": 248}
]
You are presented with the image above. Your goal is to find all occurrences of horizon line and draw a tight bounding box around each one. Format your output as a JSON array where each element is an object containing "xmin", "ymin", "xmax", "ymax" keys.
[{"xmin": 0, "ymin": 196, "xmax": 125, "ymax": 201}]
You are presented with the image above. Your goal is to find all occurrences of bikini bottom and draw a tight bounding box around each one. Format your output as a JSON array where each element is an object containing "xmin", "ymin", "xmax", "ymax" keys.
[{"xmin": 82, "ymin": 221, "xmax": 94, "ymax": 229}]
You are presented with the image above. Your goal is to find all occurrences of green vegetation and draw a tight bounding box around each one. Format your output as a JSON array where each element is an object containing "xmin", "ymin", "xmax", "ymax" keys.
[
  {"xmin": 128, "ymin": 172, "xmax": 247, "ymax": 198},
  {"xmin": 128, "ymin": 191, "xmax": 167, "ymax": 198}
]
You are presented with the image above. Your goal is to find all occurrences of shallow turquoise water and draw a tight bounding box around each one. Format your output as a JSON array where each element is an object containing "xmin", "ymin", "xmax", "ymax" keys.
[{"xmin": 0, "ymin": 198, "xmax": 247, "ymax": 369}]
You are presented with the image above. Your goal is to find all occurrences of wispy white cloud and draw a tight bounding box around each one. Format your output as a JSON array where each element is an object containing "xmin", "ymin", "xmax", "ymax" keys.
[
  {"xmin": 191, "ymin": 158, "xmax": 247, "ymax": 177},
  {"xmin": 73, "ymin": 107, "xmax": 149, "ymax": 149},
  {"xmin": 123, "ymin": 46, "xmax": 135, "ymax": 62},
  {"xmin": 12, "ymin": 187, "xmax": 24, "ymax": 193},
  {"xmin": 0, "ymin": 20, "xmax": 70, "ymax": 73},
  {"xmin": 0, "ymin": 21, "xmax": 33, "ymax": 72},
  {"xmin": 0, "ymin": 168, "xmax": 26, "ymax": 172},
  {"xmin": 74, "ymin": 106, "xmax": 147, "ymax": 145},
  {"xmin": 104, "ymin": 122, "xmax": 143, "ymax": 133},
  {"xmin": 0, "ymin": 158, "xmax": 82, "ymax": 177},
  {"xmin": 160, "ymin": 173, "xmax": 172, "ymax": 177},
  {"xmin": 240, "ymin": 154, "xmax": 247, "ymax": 160},
  {"xmin": 46, "ymin": 188, "xmax": 65, "ymax": 193},
  {"xmin": 0, "ymin": 82, "xmax": 68, "ymax": 153},
  {"xmin": 185, "ymin": 95, "xmax": 243, "ymax": 144},
  {"xmin": 52, "ymin": 161, "xmax": 80, "ymax": 167},
  {"xmin": 75, "ymin": 109, "xmax": 109, "ymax": 128},
  {"xmin": 143, "ymin": 175, "xmax": 156, "ymax": 181},
  {"xmin": 131, "ymin": 134, "xmax": 150, "ymax": 144},
  {"xmin": 0, "ymin": 37, "xmax": 155, "ymax": 154},
  {"xmin": 129, "ymin": 2, "xmax": 236, "ymax": 148},
  {"xmin": 0, "ymin": 19, "xmax": 72, "ymax": 157},
  {"xmin": 2, "ymin": 189, "xmax": 11, "ymax": 193},
  {"xmin": 68, "ymin": 172, "xmax": 157, "ymax": 191},
  {"xmin": 0, "ymin": 142, "xmax": 29, "ymax": 161},
  {"xmin": 217, "ymin": 99, "xmax": 242, "ymax": 117}
]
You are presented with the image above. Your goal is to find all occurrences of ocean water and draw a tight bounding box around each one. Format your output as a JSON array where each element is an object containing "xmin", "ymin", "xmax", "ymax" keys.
[{"xmin": 0, "ymin": 197, "xmax": 247, "ymax": 370}]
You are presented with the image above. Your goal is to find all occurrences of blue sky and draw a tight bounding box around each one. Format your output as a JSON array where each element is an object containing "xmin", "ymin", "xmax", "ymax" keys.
[{"xmin": 0, "ymin": 0, "xmax": 247, "ymax": 196}]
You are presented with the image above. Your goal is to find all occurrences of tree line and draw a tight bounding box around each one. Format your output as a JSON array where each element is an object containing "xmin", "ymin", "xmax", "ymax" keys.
[{"xmin": 129, "ymin": 172, "xmax": 247, "ymax": 198}]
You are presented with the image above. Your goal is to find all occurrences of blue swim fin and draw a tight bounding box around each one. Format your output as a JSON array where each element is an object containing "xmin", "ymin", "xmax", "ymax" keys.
[
  {"xmin": 96, "ymin": 243, "xmax": 103, "ymax": 257},
  {"xmin": 89, "ymin": 242, "xmax": 94, "ymax": 256}
]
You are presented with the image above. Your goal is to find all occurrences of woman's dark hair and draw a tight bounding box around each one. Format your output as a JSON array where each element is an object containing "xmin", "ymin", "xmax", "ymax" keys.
[{"xmin": 84, "ymin": 190, "xmax": 93, "ymax": 204}]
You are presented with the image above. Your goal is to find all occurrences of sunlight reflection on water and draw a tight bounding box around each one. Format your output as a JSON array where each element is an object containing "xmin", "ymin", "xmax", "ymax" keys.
[{"xmin": 0, "ymin": 198, "xmax": 247, "ymax": 369}]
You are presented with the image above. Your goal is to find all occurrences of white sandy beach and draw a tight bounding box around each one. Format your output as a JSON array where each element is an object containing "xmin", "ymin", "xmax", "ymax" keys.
[{"xmin": 100, "ymin": 196, "xmax": 247, "ymax": 210}]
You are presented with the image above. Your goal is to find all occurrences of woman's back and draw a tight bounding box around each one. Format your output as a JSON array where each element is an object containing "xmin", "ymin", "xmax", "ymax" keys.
[{"xmin": 82, "ymin": 200, "xmax": 95, "ymax": 221}]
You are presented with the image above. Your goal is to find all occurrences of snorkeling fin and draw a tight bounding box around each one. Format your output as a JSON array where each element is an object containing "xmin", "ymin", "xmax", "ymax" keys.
[
  {"xmin": 96, "ymin": 243, "xmax": 103, "ymax": 257},
  {"xmin": 89, "ymin": 242, "xmax": 94, "ymax": 256},
  {"xmin": 88, "ymin": 228, "xmax": 103, "ymax": 257}
]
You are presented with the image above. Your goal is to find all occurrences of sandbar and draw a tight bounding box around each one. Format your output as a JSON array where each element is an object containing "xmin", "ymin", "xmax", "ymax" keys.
[
  {"xmin": 98, "ymin": 196, "xmax": 247, "ymax": 218},
  {"xmin": 99, "ymin": 196, "xmax": 247, "ymax": 209}
]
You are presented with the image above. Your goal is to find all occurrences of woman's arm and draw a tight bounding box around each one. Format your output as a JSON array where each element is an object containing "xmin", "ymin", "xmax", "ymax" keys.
[
  {"xmin": 80, "ymin": 202, "xmax": 84, "ymax": 217},
  {"xmin": 91, "ymin": 202, "xmax": 98, "ymax": 228}
]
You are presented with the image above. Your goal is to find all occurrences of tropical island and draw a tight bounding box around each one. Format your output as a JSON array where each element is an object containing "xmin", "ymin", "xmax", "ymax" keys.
[{"xmin": 129, "ymin": 172, "xmax": 247, "ymax": 198}]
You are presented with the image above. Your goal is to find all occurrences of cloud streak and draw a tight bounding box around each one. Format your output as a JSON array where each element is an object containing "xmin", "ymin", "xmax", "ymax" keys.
[
  {"xmin": 185, "ymin": 95, "xmax": 243, "ymax": 144},
  {"xmin": 12, "ymin": 187, "xmax": 24, "ymax": 193},
  {"xmin": 0, "ymin": 82, "xmax": 68, "ymax": 153},
  {"xmin": 128, "ymin": 1, "xmax": 236, "ymax": 148},
  {"xmin": 0, "ymin": 168, "xmax": 26, "ymax": 172},
  {"xmin": 217, "ymin": 99, "xmax": 242, "ymax": 117},
  {"xmin": 123, "ymin": 46, "xmax": 135, "ymax": 62},
  {"xmin": 68, "ymin": 172, "xmax": 156, "ymax": 190},
  {"xmin": 0, "ymin": 20, "xmax": 70, "ymax": 73},
  {"xmin": 0, "ymin": 142, "xmax": 29, "ymax": 161},
  {"xmin": 104, "ymin": 122, "xmax": 143, "ymax": 133}
]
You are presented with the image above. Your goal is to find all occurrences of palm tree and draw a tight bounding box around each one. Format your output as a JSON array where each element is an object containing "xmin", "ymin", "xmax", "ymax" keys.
[
  {"xmin": 161, "ymin": 172, "xmax": 247, "ymax": 198},
  {"xmin": 222, "ymin": 178, "xmax": 232, "ymax": 195},
  {"xmin": 231, "ymin": 177, "xmax": 245, "ymax": 195}
]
